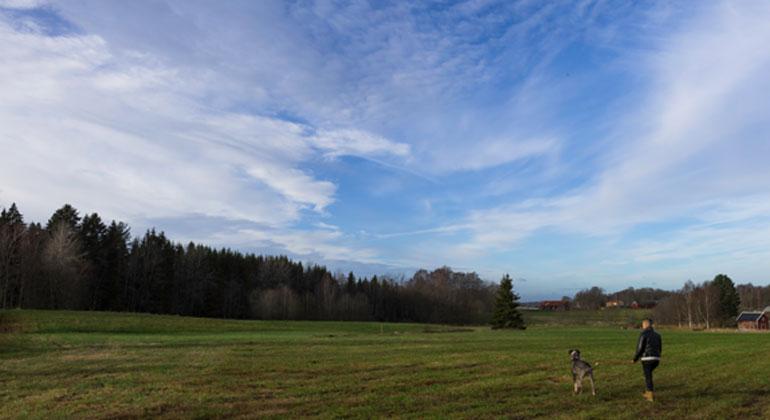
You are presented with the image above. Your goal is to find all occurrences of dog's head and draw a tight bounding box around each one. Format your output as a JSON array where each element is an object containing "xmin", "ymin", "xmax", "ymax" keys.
[{"xmin": 568, "ymin": 349, "xmax": 580, "ymax": 360}]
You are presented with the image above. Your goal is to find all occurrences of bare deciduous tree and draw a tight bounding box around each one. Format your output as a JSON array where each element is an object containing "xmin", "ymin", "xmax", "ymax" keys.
[
  {"xmin": 692, "ymin": 281, "xmax": 720, "ymax": 329},
  {"xmin": 252, "ymin": 285, "xmax": 301, "ymax": 320},
  {"xmin": 42, "ymin": 222, "xmax": 87, "ymax": 309},
  {"xmin": 682, "ymin": 280, "xmax": 695, "ymax": 329}
]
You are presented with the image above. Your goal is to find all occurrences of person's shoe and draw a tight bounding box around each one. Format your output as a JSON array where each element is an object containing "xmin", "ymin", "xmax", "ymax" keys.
[{"xmin": 643, "ymin": 391, "xmax": 654, "ymax": 402}]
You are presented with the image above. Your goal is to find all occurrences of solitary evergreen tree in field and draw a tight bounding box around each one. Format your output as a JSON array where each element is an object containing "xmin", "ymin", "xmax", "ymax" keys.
[
  {"xmin": 712, "ymin": 274, "xmax": 740, "ymax": 326},
  {"xmin": 490, "ymin": 274, "xmax": 525, "ymax": 329}
]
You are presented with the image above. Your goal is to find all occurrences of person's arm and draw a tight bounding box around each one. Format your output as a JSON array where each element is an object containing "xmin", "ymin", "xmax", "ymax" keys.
[{"xmin": 633, "ymin": 332, "xmax": 646, "ymax": 362}]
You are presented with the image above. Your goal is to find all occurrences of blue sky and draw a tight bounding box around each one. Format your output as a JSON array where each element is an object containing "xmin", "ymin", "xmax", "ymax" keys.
[{"xmin": 1, "ymin": 0, "xmax": 769, "ymax": 300}]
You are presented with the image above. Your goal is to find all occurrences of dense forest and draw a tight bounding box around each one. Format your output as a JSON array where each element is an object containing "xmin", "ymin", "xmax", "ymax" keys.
[{"xmin": 0, "ymin": 203, "xmax": 495, "ymax": 324}]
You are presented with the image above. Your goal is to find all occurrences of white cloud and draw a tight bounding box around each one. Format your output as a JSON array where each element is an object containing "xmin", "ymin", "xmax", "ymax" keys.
[
  {"xmin": 246, "ymin": 163, "xmax": 335, "ymax": 212},
  {"xmin": 447, "ymin": 137, "xmax": 559, "ymax": 172},
  {"xmin": 0, "ymin": 12, "xmax": 405, "ymax": 237},
  {"xmin": 0, "ymin": 0, "xmax": 44, "ymax": 9},
  {"xmin": 32, "ymin": 1, "xmax": 603, "ymax": 178},
  {"xmin": 312, "ymin": 128, "xmax": 410, "ymax": 159},
  {"xmin": 0, "ymin": 20, "xmax": 290, "ymax": 224},
  {"xmin": 426, "ymin": 2, "xmax": 770, "ymax": 276},
  {"xmin": 205, "ymin": 226, "xmax": 381, "ymax": 265}
]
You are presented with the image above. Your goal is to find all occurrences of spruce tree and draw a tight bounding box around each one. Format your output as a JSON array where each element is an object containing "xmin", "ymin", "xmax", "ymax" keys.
[
  {"xmin": 712, "ymin": 274, "xmax": 740, "ymax": 326},
  {"xmin": 46, "ymin": 204, "xmax": 81, "ymax": 232},
  {"xmin": 490, "ymin": 274, "xmax": 525, "ymax": 329},
  {"xmin": 0, "ymin": 203, "xmax": 24, "ymax": 227}
]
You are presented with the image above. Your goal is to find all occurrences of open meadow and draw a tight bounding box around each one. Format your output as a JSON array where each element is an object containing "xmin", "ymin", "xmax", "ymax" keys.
[{"xmin": 2, "ymin": 310, "xmax": 770, "ymax": 419}]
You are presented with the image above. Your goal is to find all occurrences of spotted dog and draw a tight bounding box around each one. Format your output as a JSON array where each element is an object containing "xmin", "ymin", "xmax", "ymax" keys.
[{"xmin": 568, "ymin": 349, "xmax": 595, "ymax": 395}]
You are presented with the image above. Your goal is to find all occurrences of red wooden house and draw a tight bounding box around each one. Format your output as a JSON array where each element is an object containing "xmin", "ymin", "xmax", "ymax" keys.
[
  {"xmin": 736, "ymin": 311, "xmax": 769, "ymax": 330},
  {"xmin": 540, "ymin": 300, "xmax": 570, "ymax": 311}
]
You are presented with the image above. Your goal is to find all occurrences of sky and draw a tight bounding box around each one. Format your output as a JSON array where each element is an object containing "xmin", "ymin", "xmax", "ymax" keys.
[{"xmin": 1, "ymin": 0, "xmax": 769, "ymax": 300}]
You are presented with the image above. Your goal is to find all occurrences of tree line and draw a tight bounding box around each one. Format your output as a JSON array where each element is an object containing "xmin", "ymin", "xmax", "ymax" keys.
[
  {"xmin": 0, "ymin": 203, "xmax": 496, "ymax": 324},
  {"xmin": 570, "ymin": 286, "xmax": 675, "ymax": 310},
  {"xmin": 652, "ymin": 275, "xmax": 742, "ymax": 328},
  {"xmin": 568, "ymin": 277, "xmax": 746, "ymax": 328},
  {"xmin": 3, "ymin": 202, "xmax": 764, "ymax": 328}
]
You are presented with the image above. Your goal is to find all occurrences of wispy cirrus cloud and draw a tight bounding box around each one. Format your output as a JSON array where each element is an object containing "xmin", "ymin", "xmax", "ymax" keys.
[
  {"xmin": 46, "ymin": 0, "xmax": 607, "ymax": 175},
  {"xmin": 0, "ymin": 0, "xmax": 43, "ymax": 9},
  {"xmin": 0, "ymin": 8, "xmax": 406, "ymax": 263},
  {"xmin": 440, "ymin": 1, "xmax": 770, "ymax": 276},
  {"xmin": 312, "ymin": 128, "xmax": 410, "ymax": 160}
]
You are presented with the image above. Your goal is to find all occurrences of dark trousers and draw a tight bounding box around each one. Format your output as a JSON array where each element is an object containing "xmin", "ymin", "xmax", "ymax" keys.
[{"xmin": 642, "ymin": 360, "xmax": 659, "ymax": 391}]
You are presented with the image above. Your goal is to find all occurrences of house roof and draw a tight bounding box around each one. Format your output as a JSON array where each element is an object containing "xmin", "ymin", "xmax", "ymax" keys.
[
  {"xmin": 540, "ymin": 300, "xmax": 568, "ymax": 306},
  {"xmin": 737, "ymin": 312, "xmax": 764, "ymax": 322}
]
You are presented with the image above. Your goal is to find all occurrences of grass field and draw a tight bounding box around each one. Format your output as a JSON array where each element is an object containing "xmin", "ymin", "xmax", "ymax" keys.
[
  {"xmin": 2, "ymin": 310, "xmax": 770, "ymax": 419},
  {"xmin": 520, "ymin": 308, "xmax": 653, "ymax": 327}
]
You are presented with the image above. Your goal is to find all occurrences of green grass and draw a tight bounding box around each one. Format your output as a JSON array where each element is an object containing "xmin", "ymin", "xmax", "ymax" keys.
[
  {"xmin": 521, "ymin": 308, "xmax": 653, "ymax": 327},
  {"xmin": 2, "ymin": 310, "xmax": 770, "ymax": 419}
]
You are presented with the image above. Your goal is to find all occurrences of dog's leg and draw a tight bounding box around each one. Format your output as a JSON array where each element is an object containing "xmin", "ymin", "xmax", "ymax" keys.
[
  {"xmin": 588, "ymin": 372, "xmax": 595, "ymax": 396},
  {"xmin": 573, "ymin": 373, "xmax": 578, "ymax": 394},
  {"xmin": 577, "ymin": 374, "xmax": 584, "ymax": 395}
]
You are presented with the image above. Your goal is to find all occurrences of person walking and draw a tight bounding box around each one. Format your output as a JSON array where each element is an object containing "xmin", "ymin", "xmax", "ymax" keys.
[{"xmin": 632, "ymin": 318, "xmax": 661, "ymax": 402}]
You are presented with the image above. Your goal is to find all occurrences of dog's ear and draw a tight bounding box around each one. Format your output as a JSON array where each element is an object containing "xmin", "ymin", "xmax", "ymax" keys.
[{"xmin": 568, "ymin": 349, "xmax": 574, "ymax": 355}]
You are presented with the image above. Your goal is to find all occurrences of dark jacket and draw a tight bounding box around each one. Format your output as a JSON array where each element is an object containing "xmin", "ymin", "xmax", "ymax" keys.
[{"xmin": 633, "ymin": 326, "xmax": 662, "ymax": 362}]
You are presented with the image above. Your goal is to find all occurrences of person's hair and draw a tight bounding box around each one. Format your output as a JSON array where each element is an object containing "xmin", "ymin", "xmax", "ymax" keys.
[{"xmin": 642, "ymin": 318, "xmax": 653, "ymax": 325}]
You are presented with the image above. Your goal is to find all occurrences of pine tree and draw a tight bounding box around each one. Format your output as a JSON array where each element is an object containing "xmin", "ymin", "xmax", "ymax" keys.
[
  {"xmin": 490, "ymin": 274, "xmax": 525, "ymax": 329},
  {"xmin": 346, "ymin": 271, "xmax": 356, "ymax": 294},
  {"xmin": 102, "ymin": 221, "xmax": 130, "ymax": 311},
  {"xmin": 712, "ymin": 274, "xmax": 740, "ymax": 326},
  {"xmin": 0, "ymin": 203, "xmax": 25, "ymax": 308},
  {"xmin": 79, "ymin": 213, "xmax": 107, "ymax": 310},
  {"xmin": 0, "ymin": 203, "xmax": 24, "ymax": 227},
  {"xmin": 46, "ymin": 204, "xmax": 81, "ymax": 232}
]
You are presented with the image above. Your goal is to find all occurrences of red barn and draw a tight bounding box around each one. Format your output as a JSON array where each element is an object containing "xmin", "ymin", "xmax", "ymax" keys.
[
  {"xmin": 540, "ymin": 300, "xmax": 570, "ymax": 311},
  {"xmin": 737, "ymin": 312, "xmax": 769, "ymax": 331},
  {"xmin": 631, "ymin": 301, "xmax": 657, "ymax": 309}
]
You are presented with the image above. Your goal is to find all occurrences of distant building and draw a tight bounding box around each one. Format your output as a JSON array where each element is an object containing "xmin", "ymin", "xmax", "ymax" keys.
[
  {"xmin": 605, "ymin": 299, "xmax": 624, "ymax": 308},
  {"xmin": 540, "ymin": 300, "xmax": 570, "ymax": 311},
  {"xmin": 737, "ymin": 311, "xmax": 769, "ymax": 331},
  {"xmin": 631, "ymin": 301, "xmax": 657, "ymax": 309}
]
